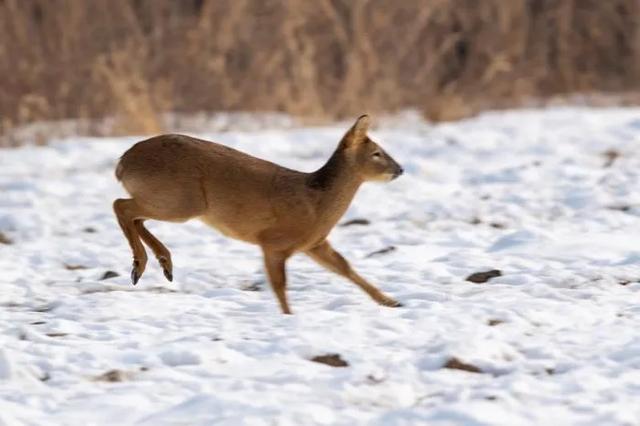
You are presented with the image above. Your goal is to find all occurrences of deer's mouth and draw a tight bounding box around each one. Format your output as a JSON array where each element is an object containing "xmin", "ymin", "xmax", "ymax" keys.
[
  {"xmin": 375, "ymin": 171, "xmax": 401, "ymax": 182},
  {"xmin": 392, "ymin": 166, "xmax": 404, "ymax": 179}
]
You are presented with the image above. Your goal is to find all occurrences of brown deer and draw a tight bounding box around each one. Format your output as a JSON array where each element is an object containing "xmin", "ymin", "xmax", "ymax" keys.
[{"xmin": 113, "ymin": 115, "xmax": 403, "ymax": 314}]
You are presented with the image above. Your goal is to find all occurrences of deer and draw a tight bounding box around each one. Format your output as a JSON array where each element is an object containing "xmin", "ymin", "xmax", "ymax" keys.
[{"xmin": 113, "ymin": 115, "xmax": 404, "ymax": 314}]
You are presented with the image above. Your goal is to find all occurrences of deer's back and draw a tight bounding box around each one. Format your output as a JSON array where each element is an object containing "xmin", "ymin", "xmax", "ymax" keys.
[
  {"xmin": 116, "ymin": 134, "xmax": 319, "ymax": 245},
  {"xmin": 118, "ymin": 134, "xmax": 276, "ymax": 212}
]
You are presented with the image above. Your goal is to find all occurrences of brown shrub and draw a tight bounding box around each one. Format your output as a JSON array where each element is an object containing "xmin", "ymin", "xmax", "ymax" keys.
[{"xmin": 1, "ymin": 0, "xmax": 639, "ymax": 145}]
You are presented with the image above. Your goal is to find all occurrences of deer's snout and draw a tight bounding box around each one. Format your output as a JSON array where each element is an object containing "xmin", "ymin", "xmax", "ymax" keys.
[{"xmin": 392, "ymin": 164, "xmax": 404, "ymax": 179}]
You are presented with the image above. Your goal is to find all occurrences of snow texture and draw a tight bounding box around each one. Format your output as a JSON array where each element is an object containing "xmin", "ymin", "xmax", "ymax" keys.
[{"xmin": 1, "ymin": 107, "xmax": 640, "ymax": 425}]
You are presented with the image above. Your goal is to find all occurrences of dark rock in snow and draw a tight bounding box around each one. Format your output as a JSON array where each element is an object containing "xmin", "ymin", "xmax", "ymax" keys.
[
  {"xmin": 340, "ymin": 218, "xmax": 371, "ymax": 227},
  {"xmin": 365, "ymin": 246, "xmax": 396, "ymax": 258},
  {"xmin": 100, "ymin": 271, "xmax": 120, "ymax": 280},
  {"xmin": 466, "ymin": 269, "xmax": 502, "ymax": 283},
  {"xmin": 443, "ymin": 357, "xmax": 482, "ymax": 373},
  {"xmin": 311, "ymin": 354, "xmax": 349, "ymax": 368}
]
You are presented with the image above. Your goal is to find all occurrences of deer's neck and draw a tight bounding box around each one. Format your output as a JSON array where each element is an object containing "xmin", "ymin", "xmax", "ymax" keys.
[{"xmin": 307, "ymin": 148, "xmax": 362, "ymax": 214}]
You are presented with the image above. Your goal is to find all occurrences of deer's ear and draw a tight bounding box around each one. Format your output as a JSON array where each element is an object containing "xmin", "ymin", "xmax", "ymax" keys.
[{"xmin": 340, "ymin": 114, "xmax": 370, "ymax": 148}]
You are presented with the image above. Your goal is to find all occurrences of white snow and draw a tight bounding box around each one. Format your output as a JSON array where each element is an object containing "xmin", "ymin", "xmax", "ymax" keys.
[{"xmin": 1, "ymin": 107, "xmax": 640, "ymax": 425}]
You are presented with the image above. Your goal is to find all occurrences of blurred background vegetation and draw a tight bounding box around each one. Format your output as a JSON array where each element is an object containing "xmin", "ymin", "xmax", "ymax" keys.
[{"xmin": 1, "ymin": 0, "xmax": 640, "ymax": 145}]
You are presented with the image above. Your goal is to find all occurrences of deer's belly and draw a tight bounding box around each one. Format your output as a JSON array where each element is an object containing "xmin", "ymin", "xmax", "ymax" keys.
[{"xmin": 199, "ymin": 215, "xmax": 262, "ymax": 244}]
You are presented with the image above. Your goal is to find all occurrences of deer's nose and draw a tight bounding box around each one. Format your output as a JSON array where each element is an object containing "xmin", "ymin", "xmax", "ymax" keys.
[{"xmin": 393, "ymin": 166, "xmax": 404, "ymax": 178}]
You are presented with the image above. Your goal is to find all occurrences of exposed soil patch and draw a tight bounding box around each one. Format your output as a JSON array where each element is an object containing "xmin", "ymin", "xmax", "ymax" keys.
[
  {"xmin": 366, "ymin": 246, "xmax": 396, "ymax": 258},
  {"xmin": 470, "ymin": 218, "xmax": 506, "ymax": 229},
  {"xmin": 608, "ymin": 205, "xmax": 632, "ymax": 212},
  {"xmin": 340, "ymin": 218, "xmax": 371, "ymax": 227},
  {"xmin": 603, "ymin": 149, "xmax": 621, "ymax": 167},
  {"xmin": 366, "ymin": 374, "xmax": 385, "ymax": 384},
  {"xmin": 93, "ymin": 369, "xmax": 130, "ymax": 382},
  {"xmin": 443, "ymin": 357, "xmax": 482, "ymax": 373},
  {"xmin": 487, "ymin": 319, "xmax": 505, "ymax": 326},
  {"xmin": 65, "ymin": 264, "xmax": 88, "ymax": 270},
  {"xmin": 0, "ymin": 232, "xmax": 13, "ymax": 245},
  {"xmin": 242, "ymin": 281, "xmax": 264, "ymax": 291},
  {"xmin": 45, "ymin": 332, "xmax": 68, "ymax": 338},
  {"xmin": 466, "ymin": 269, "xmax": 502, "ymax": 283},
  {"xmin": 83, "ymin": 227, "xmax": 97, "ymax": 233},
  {"xmin": 100, "ymin": 271, "xmax": 120, "ymax": 280},
  {"xmin": 310, "ymin": 354, "xmax": 349, "ymax": 368}
]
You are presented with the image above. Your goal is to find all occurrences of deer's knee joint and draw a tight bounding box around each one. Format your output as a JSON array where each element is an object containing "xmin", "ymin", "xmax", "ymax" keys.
[{"xmin": 113, "ymin": 198, "xmax": 126, "ymax": 215}]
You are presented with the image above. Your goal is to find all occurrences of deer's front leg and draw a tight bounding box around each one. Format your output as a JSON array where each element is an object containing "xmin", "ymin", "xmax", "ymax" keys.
[
  {"xmin": 262, "ymin": 248, "xmax": 292, "ymax": 314},
  {"xmin": 305, "ymin": 240, "xmax": 401, "ymax": 308}
]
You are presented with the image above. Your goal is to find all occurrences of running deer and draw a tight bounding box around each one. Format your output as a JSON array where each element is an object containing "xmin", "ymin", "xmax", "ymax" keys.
[{"xmin": 113, "ymin": 115, "xmax": 403, "ymax": 314}]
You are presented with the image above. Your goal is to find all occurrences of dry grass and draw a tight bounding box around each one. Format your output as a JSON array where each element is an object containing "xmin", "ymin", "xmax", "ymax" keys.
[{"xmin": 1, "ymin": 0, "xmax": 639, "ymax": 145}]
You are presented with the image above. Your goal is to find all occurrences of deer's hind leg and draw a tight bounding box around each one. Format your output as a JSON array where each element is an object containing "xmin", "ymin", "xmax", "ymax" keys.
[
  {"xmin": 135, "ymin": 220, "xmax": 173, "ymax": 282},
  {"xmin": 113, "ymin": 198, "xmax": 149, "ymax": 285}
]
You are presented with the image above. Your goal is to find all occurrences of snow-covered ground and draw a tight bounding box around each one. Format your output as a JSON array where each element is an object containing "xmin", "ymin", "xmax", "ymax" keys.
[{"xmin": 1, "ymin": 107, "xmax": 640, "ymax": 425}]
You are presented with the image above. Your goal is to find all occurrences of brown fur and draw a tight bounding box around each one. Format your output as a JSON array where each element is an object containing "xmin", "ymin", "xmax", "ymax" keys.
[{"xmin": 113, "ymin": 115, "xmax": 403, "ymax": 314}]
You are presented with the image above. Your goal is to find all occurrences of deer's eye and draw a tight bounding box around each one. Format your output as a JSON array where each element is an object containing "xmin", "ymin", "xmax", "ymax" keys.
[{"xmin": 372, "ymin": 152, "xmax": 382, "ymax": 159}]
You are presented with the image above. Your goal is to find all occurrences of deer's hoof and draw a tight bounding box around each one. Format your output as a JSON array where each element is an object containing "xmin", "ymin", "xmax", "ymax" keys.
[
  {"xmin": 131, "ymin": 260, "xmax": 143, "ymax": 285},
  {"xmin": 380, "ymin": 298, "xmax": 403, "ymax": 308},
  {"xmin": 163, "ymin": 269, "xmax": 173, "ymax": 282},
  {"xmin": 158, "ymin": 257, "xmax": 173, "ymax": 282},
  {"xmin": 131, "ymin": 268, "xmax": 140, "ymax": 285}
]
